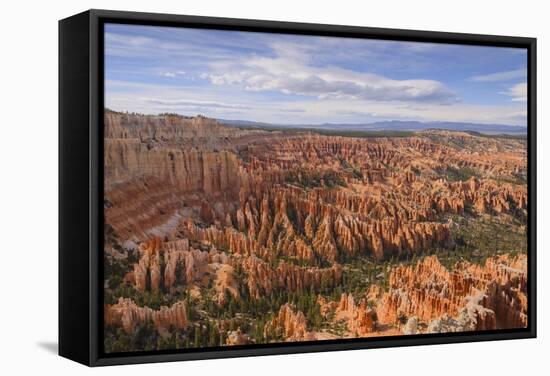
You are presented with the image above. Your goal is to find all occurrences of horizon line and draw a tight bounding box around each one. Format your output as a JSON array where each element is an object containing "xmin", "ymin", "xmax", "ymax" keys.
[{"xmin": 104, "ymin": 108, "xmax": 527, "ymax": 129}]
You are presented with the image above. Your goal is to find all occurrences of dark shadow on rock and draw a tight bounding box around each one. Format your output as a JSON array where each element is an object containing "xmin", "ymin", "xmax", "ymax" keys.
[{"xmin": 37, "ymin": 341, "xmax": 58, "ymax": 354}]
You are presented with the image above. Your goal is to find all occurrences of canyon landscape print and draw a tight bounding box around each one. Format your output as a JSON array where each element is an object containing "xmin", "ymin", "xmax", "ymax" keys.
[{"xmin": 102, "ymin": 24, "xmax": 529, "ymax": 353}]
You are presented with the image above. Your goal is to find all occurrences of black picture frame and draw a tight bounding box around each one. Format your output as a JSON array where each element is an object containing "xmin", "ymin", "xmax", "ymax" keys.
[{"xmin": 59, "ymin": 9, "xmax": 537, "ymax": 367}]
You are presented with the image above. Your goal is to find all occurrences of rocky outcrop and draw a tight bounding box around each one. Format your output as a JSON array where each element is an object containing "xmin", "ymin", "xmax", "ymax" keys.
[
  {"xmin": 242, "ymin": 256, "xmax": 342, "ymax": 299},
  {"xmin": 264, "ymin": 304, "xmax": 315, "ymax": 341},
  {"xmin": 463, "ymin": 255, "xmax": 528, "ymax": 328},
  {"xmin": 103, "ymin": 113, "xmax": 528, "ymax": 348},
  {"xmin": 375, "ymin": 254, "xmax": 527, "ymax": 331},
  {"xmin": 103, "ymin": 147, "xmax": 243, "ymax": 241},
  {"xmin": 427, "ymin": 293, "xmax": 496, "ymax": 333},
  {"xmin": 402, "ymin": 317, "xmax": 419, "ymax": 335},
  {"xmin": 106, "ymin": 116, "xmax": 526, "ymax": 261},
  {"xmin": 184, "ymin": 187, "xmax": 453, "ymax": 263},
  {"xmin": 131, "ymin": 237, "xmax": 231, "ymax": 292},
  {"xmin": 226, "ymin": 329, "xmax": 252, "ymax": 345},
  {"xmin": 105, "ymin": 142, "xmax": 241, "ymax": 197},
  {"xmin": 104, "ymin": 297, "xmax": 189, "ymax": 334},
  {"xmin": 334, "ymin": 293, "xmax": 375, "ymax": 336},
  {"xmin": 104, "ymin": 177, "xmax": 187, "ymax": 241},
  {"xmin": 104, "ymin": 112, "xmax": 244, "ymax": 142},
  {"xmin": 376, "ymin": 255, "xmax": 460, "ymax": 325},
  {"xmin": 103, "ymin": 114, "xmax": 256, "ymax": 241},
  {"xmin": 214, "ymin": 264, "xmax": 240, "ymax": 304}
]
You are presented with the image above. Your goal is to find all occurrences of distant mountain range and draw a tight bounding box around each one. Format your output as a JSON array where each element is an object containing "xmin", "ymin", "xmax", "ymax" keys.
[{"xmin": 219, "ymin": 119, "xmax": 527, "ymax": 135}]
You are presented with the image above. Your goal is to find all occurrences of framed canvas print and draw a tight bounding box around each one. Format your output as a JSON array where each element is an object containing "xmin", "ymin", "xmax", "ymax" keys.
[{"xmin": 59, "ymin": 9, "xmax": 536, "ymax": 366}]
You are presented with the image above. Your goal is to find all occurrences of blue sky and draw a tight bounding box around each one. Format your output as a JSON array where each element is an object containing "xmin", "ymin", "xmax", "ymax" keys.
[{"xmin": 105, "ymin": 23, "xmax": 527, "ymax": 126}]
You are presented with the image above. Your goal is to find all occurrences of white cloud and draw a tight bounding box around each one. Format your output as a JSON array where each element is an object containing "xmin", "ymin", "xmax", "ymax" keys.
[
  {"xmin": 105, "ymin": 32, "xmax": 153, "ymax": 47},
  {"xmin": 105, "ymin": 79, "xmax": 526, "ymax": 126},
  {"xmin": 200, "ymin": 42, "xmax": 459, "ymax": 104},
  {"xmin": 105, "ymin": 80, "xmax": 258, "ymax": 117},
  {"xmin": 141, "ymin": 97, "xmax": 251, "ymax": 110},
  {"xmin": 160, "ymin": 71, "xmax": 186, "ymax": 78},
  {"xmin": 104, "ymin": 30, "xmax": 238, "ymax": 62},
  {"xmin": 469, "ymin": 68, "xmax": 525, "ymax": 82},
  {"xmin": 501, "ymin": 82, "xmax": 527, "ymax": 102}
]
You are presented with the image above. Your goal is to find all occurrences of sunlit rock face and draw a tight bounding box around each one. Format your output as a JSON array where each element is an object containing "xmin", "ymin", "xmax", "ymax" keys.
[
  {"xmin": 105, "ymin": 297, "xmax": 189, "ymax": 334},
  {"xmin": 102, "ymin": 112, "xmax": 528, "ymax": 352},
  {"xmin": 263, "ymin": 303, "xmax": 316, "ymax": 342},
  {"xmin": 375, "ymin": 254, "xmax": 527, "ymax": 331},
  {"xmin": 333, "ymin": 293, "xmax": 375, "ymax": 336},
  {"xmin": 242, "ymin": 256, "xmax": 343, "ymax": 299}
]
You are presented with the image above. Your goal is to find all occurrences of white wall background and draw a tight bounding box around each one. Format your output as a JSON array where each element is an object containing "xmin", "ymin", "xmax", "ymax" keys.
[{"xmin": 0, "ymin": 0, "xmax": 547, "ymax": 374}]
